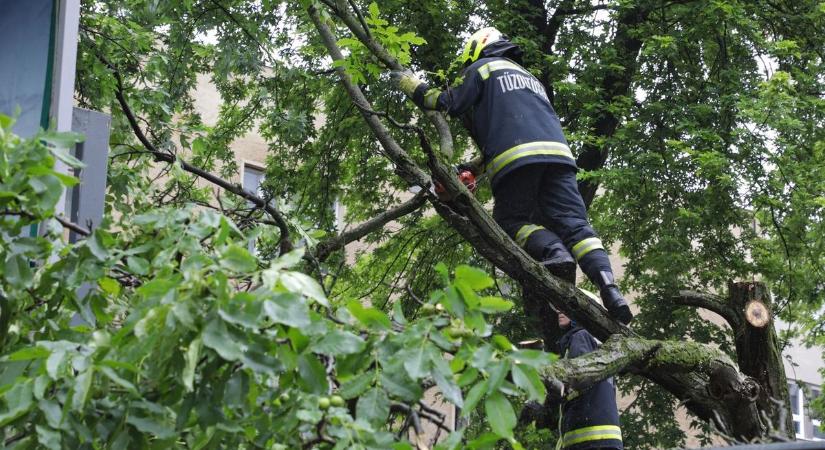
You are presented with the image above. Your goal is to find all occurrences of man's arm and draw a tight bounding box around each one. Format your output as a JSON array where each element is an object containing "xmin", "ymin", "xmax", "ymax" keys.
[{"xmin": 392, "ymin": 68, "xmax": 483, "ymax": 117}]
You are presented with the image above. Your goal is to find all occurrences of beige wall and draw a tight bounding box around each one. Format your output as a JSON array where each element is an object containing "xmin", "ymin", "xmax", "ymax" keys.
[{"xmin": 191, "ymin": 73, "xmax": 270, "ymax": 183}]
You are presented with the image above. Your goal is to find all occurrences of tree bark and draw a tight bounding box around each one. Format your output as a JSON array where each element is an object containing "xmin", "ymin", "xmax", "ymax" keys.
[{"xmin": 728, "ymin": 281, "xmax": 794, "ymax": 439}]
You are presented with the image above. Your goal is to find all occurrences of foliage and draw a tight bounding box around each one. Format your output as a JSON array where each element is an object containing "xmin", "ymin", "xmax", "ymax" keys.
[
  {"xmin": 3, "ymin": 0, "xmax": 823, "ymax": 447},
  {"xmin": 0, "ymin": 120, "xmax": 563, "ymax": 448}
]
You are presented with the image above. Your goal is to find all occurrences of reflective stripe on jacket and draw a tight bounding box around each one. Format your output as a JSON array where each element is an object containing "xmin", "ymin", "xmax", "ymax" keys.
[
  {"xmin": 411, "ymin": 57, "xmax": 577, "ymax": 188},
  {"xmin": 556, "ymin": 327, "xmax": 623, "ymax": 450}
]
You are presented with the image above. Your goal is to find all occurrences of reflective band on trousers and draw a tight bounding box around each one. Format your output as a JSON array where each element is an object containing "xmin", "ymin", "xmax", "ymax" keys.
[
  {"xmin": 485, "ymin": 141, "xmax": 574, "ymax": 177},
  {"xmin": 571, "ymin": 237, "xmax": 604, "ymax": 260},
  {"xmin": 515, "ymin": 224, "xmax": 544, "ymax": 247},
  {"xmin": 477, "ymin": 60, "xmax": 529, "ymax": 80},
  {"xmin": 562, "ymin": 425, "xmax": 622, "ymax": 447}
]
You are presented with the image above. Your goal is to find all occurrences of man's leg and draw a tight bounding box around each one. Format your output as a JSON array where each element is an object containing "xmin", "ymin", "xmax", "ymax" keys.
[
  {"xmin": 537, "ymin": 165, "xmax": 633, "ymax": 324},
  {"xmin": 492, "ymin": 165, "xmax": 576, "ymax": 283}
]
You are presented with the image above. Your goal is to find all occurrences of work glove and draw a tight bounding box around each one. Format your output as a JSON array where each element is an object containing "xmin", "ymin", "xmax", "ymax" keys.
[{"xmin": 389, "ymin": 70, "xmax": 423, "ymax": 97}]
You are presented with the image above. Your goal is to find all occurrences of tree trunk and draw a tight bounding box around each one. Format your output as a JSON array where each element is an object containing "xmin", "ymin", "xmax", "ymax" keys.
[{"xmin": 729, "ymin": 281, "xmax": 794, "ymax": 439}]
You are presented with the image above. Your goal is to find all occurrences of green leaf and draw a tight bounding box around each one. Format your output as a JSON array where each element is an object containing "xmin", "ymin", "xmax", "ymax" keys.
[
  {"xmin": 42, "ymin": 131, "xmax": 85, "ymax": 150},
  {"xmin": 279, "ymin": 271, "xmax": 329, "ymax": 307},
  {"xmin": 356, "ymin": 388, "xmax": 390, "ymax": 427},
  {"xmin": 264, "ymin": 294, "xmax": 311, "ymax": 328},
  {"xmin": 492, "ymin": 334, "xmax": 515, "ymax": 352},
  {"xmin": 462, "ymin": 379, "xmax": 488, "ymax": 416},
  {"xmin": 297, "ymin": 354, "xmax": 329, "ymax": 394},
  {"xmin": 38, "ymin": 399, "xmax": 62, "ymax": 429},
  {"xmin": 466, "ymin": 432, "xmax": 501, "ymax": 449},
  {"xmin": 87, "ymin": 231, "xmax": 109, "ymax": 260},
  {"xmin": 487, "ymin": 360, "xmax": 511, "ymax": 392},
  {"xmin": 220, "ymin": 244, "xmax": 257, "ymax": 273},
  {"xmin": 433, "ymin": 367, "xmax": 463, "ymax": 408},
  {"xmin": 0, "ymin": 380, "xmax": 33, "ymax": 426},
  {"xmin": 401, "ymin": 344, "xmax": 431, "ymax": 380},
  {"xmin": 70, "ymin": 369, "xmax": 94, "ymax": 412},
  {"xmin": 99, "ymin": 366, "xmax": 138, "ymax": 395},
  {"xmin": 126, "ymin": 414, "xmax": 176, "ymax": 439},
  {"xmin": 434, "ymin": 429, "xmax": 465, "ymax": 450},
  {"xmin": 346, "ymin": 300, "xmax": 391, "ymax": 330},
  {"xmin": 182, "ymin": 337, "xmax": 202, "ymax": 392},
  {"xmin": 380, "ymin": 371, "xmax": 422, "ymax": 402},
  {"xmin": 270, "ymin": 248, "xmax": 305, "ymax": 270},
  {"xmin": 126, "ymin": 256, "xmax": 150, "ymax": 275},
  {"xmin": 4, "ymin": 254, "xmax": 33, "ymax": 288},
  {"xmin": 368, "ymin": 2, "xmax": 379, "ymax": 19},
  {"xmin": 202, "ymin": 319, "xmax": 244, "ymax": 361},
  {"xmin": 478, "ymin": 296, "xmax": 514, "ymax": 313},
  {"xmin": 6, "ymin": 346, "xmax": 50, "ymax": 361},
  {"xmin": 36, "ymin": 425, "xmax": 61, "ymax": 450},
  {"xmin": 511, "ymin": 364, "xmax": 546, "ymax": 402},
  {"xmin": 99, "ymin": 277, "xmax": 121, "ymax": 296},
  {"xmin": 511, "ymin": 349, "xmax": 557, "ymax": 368},
  {"xmin": 484, "ymin": 391, "xmax": 516, "ymax": 439},
  {"xmin": 339, "ymin": 372, "xmax": 373, "ymax": 399},
  {"xmin": 455, "ymin": 265, "xmax": 494, "ymax": 290},
  {"xmin": 314, "ymin": 329, "xmax": 366, "ymax": 355}
]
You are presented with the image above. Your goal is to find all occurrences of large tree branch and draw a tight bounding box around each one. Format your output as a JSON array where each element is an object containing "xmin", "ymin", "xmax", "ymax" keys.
[
  {"xmin": 539, "ymin": 335, "xmax": 762, "ymax": 440},
  {"xmin": 321, "ymin": 0, "xmax": 454, "ymax": 158},
  {"xmin": 102, "ymin": 58, "xmax": 293, "ymax": 252},
  {"xmin": 315, "ymin": 189, "xmax": 428, "ymax": 262}
]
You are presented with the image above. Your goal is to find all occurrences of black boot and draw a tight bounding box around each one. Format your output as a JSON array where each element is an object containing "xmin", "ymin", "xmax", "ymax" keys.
[
  {"xmin": 541, "ymin": 243, "xmax": 576, "ymax": 284},
  {"xmin": 597, "ymin": 271, "xmax": 633, "ymax": 325}
]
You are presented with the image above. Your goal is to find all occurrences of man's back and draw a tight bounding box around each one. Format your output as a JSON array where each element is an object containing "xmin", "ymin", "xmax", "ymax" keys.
[{"xmin": 420, "ymin": 56, "xmax": 577, "ymax": 187}]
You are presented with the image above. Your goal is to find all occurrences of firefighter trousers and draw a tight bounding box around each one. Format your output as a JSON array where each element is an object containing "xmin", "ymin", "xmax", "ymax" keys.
[{"xmin": 491, "ymin": 163, "xmax": 614, "ymax": 283}]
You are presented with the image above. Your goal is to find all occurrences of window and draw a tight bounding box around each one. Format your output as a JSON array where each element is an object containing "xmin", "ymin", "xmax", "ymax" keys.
[
  {"xmin": 242, "ymin": 163, "xmax": 265, "ymax": 196},
  {"xmin": 242, "ymin": 163, "xmax": 265, "ymax": 253},
  {"xmin": 811, "ymin": 387, "xmax": 824, "ymax": 440},
  {"xmin": 790, "ymin": 382, "xmax": 804, "ymax": 439}
]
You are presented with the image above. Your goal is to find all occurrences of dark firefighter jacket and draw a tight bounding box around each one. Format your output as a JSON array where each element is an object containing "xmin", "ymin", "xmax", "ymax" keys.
[
  {"xmin": 556, "ymin": 326, "xmax": 623, "ymax": 450},
  {"xmin": 411, "ymin": 56, "xmax": 577, "ymax": 189}
]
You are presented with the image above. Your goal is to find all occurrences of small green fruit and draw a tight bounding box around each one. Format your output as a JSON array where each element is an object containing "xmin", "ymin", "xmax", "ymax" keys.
[
  {"xmin": 330, "ymin": 395, "xmax": 345, "ymax": 407},
  {"xmin": 318, "ymin": 397, "xmax": 331, "ymax": 410}
]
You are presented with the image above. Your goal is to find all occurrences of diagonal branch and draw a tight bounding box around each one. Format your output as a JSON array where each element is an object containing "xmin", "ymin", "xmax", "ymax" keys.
[
  {"xmin": 101, "ymin": 57, "xmax": 293, "ymax": 252},
  {"xmin": 314, "ymin": 189, "xmax": 428, "ymax": 262},
  {"xmin": 321, "ymin": 1, "xmax": 454, "ymax": 158}
]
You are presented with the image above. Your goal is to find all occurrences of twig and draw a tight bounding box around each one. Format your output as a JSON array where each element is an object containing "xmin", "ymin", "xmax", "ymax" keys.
[
  {"xmin": 56, "ymin": 216, "xmax": 91, "ymax": 236},
  {"xmin": 347, "ymin": 0, "xmax": 372, "ymax": 40},
  {"xmin": 393, "ymin": 402, "xmax": 451, "ymax": 433}
]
